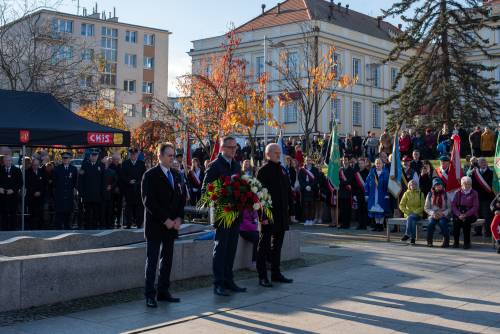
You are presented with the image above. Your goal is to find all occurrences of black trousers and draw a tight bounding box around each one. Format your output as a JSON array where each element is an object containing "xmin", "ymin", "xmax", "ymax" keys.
[
  {"xmin": 83, "ymin": 201, "xmax": 102, "ymax": 229},
  {"xmin": 239, "ymin": 230, "xmax": 259, "ymax": 262},
  {"xmin": 0, "ymin": 196, "xmax": 18, "ymax": 230},
  {"xmin": 124, "ymin": 203, "xmax": 144, "ymax": 228},
  {"xmin": 55, "ymin": 211, "xmax": 72, "ymax": 229},
  {"xmin": 111, "ymin": 193, "xmax": 123, "ymax": 226},
  {"xmin": 257, "ymin": 229, "xmax": 285, "ymax": 280},
  {"xmin": 145, "ymin": 235, "xmax": 175, "ymax": 298},
  {"xmin": 356, "ymin": 196, "xmax": 368, "ymax": 229},
  {"xmin": 339, "ymin": 197, "xmax": 352, "ymax": 228},
  {"xmin": 27, "ymin": 197, "xmax": 44, "ymax": 230},
  {"xmin": 102, "ymin": 200, "xmax": 114, "ymax": 229},
  {"xmin": 454, "ymin": 216, "xmax": 476, "ymax": 246},
  {"xmin": 213, "ymin": 224, "xmax": 240, "ymax": 287}
]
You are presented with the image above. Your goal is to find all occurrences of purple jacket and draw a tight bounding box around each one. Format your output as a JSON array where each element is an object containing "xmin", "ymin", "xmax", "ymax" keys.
[
  {"xmin": 239, "ymin": 209, "xmax": 258, "ymax": 232},
  {"xmin": 451, "ymin": 189, "xmax": 479, "ymax": 218}
]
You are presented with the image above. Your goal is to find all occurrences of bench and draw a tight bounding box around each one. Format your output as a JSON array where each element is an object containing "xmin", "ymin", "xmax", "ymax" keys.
[{"xmin": 387, "ymin": 218, "xmax": 486, "ymax": 242}]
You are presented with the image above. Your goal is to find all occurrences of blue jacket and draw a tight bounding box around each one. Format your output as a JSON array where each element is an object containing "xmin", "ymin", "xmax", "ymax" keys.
[{"xmin": 364, "ymin": 167, "xmax": 390, "ymax": 214}]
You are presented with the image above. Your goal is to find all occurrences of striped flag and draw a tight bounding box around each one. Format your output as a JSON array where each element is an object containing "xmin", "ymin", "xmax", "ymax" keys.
[
  {"xmin": 277, "ymin": 130, "xmax": 286, "ymax": 166},
  {"xmin": 493, "ymin": 135, "xmax": 500, "ymax": 194},
  {"xmin": 388, "ymin": 130, "xmax": 402, "ymax": 198},
  {"xmin": 327, "ymin": 122, "xmax": 340, "ymax": 190},
  {"xmin": 210, "ymin": 136, "xmax": 220, "ymax": 162},
  {"xmin": 447, "ymin": 134, "xmax": 462, "ymax": 196}
]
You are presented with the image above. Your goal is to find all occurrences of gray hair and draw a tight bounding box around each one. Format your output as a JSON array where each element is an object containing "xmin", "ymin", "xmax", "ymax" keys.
[
  {"xmin": 461, "ymin": 176, "xmax": 472, "ymax": 185},
  {"xmin": 265, "ymin": 143, "xmax": 281, "ymax": 156}
]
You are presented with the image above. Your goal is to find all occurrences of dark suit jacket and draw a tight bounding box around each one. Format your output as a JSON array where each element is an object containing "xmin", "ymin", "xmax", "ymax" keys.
[
  {"xmin": 53, "ymin": 164, "xmax": 77, "ymax": 212},
  {"xmin": 141, "ymin": 165, "xmax": 185, "ymax": 240},
  {"xmin": 121, "ymin": 159, "xmax": 146, "ymax": 205},
  {"xmin": 201, "ymin": 154, "xmax": 241, "ymax": 193},
  {"xmin": 26, "ymin": 168, "xmax": 46, "ymax": 199}
]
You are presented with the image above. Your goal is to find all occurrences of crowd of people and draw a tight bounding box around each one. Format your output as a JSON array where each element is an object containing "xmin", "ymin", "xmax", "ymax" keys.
[{"xmin": 0, "ymin": 122, "xmax": 499, "ymax": 256}]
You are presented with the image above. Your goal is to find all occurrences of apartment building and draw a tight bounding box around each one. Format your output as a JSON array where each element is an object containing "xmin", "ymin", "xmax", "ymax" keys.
[
  {"xmin": 4, "ymin": 8, "xmax": 170, "ymax": 128},
  {"xmin": 189, "ymin": 0, "xmax": 408, "ymax": 137}
]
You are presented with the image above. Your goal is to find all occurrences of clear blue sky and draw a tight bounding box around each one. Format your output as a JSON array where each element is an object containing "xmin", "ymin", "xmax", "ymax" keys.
[{"xmin": 58, "ymin": 0, "xmax": 403, "ymax": 95}]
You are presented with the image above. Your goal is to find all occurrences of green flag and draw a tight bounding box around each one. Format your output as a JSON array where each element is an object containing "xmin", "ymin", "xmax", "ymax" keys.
[
  {"xmin": 494, "ymin": 135, "xmax": 500, "ymax": 194},
  {"xmin": 327, "ymin": 122, "xmax": 340, "ymax": 189}
]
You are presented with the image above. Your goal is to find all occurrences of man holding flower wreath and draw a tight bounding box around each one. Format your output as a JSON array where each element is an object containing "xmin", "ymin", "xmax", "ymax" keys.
[
  {"xmin": 256, "ymin": 143, "xmax": 294, "ymax": 287},
  {"xmin": 202, "ymin": 136, "xmax": 246, "ymax": 296}
]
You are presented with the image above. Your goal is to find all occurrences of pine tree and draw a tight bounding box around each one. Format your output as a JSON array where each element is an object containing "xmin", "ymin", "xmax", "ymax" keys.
[{"xmin": 382, "ymin": 0, "xmax": 499, "ymax": 129}]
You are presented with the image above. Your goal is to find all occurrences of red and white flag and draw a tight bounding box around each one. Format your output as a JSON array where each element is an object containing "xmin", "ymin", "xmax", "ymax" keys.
[
  {"xmin": 210, "ymin": 136, "xmax": 221, "ymax": 162},
  {"xmin": 447, "ymin": 134, "xmax": 462, "ymax": 196}
]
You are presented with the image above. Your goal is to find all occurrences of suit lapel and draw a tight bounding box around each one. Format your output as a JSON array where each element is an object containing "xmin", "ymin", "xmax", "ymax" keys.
[{"xmin": 157, "ymin": 165, "xmax": 174, "ymax": 190}]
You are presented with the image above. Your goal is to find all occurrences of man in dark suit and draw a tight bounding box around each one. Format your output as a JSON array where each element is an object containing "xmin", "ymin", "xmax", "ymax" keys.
[
  {"xmin": 0, "ymin": 155, "xmax": 22, "ymax": 230},
  {"xmin": 142, "ymin": 142, "xmax": 184, "ymax": 308},
  {"xmin": 256, "ymin": 143, "xmax": 294, "ymax": 287},
  {"xmin": 471, "ymin": 157, "xmax": 495, "ymax": 237},
  {"xmin": 53, "ymin": 152, "xmax": 78, "ymax": 229},
  {"xmin": 26, "ymin": 157, "xmax": 46, "ymax": 230},
  {"xmin": 202, "ymin": 136, "xmax": 245, "ymax": 296},
  {"xmin": 78, "ymin": 149, "xmax": 104, "ymax": 229},
  {"xmin": 121, "ymin": 148, "xmax": 146, "ymax": 228}
]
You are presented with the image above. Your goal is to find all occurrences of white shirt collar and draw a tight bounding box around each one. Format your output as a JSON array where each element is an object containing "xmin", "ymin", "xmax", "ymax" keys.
[{"xmin": 159, "ymin": 164, "xmax": 170, "ymax": 175}]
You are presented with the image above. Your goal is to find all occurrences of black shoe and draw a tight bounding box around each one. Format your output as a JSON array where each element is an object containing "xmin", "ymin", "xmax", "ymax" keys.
[
  {"xmin": 401, "ymin": 235, "xmax": 410, "ymax": 242},
  {"xmin": 271, "ymin": 274, "xmax": 293, "ymax": 284},
  {"xmin": 453, "ymin": 243, "xmax": 460, "ymax": 249},
  {"xmin": 225, "ymin": 282, "xmax": 247, "ymax": 293},
  {"xmin": 214, "ymin": 286, "xmax": 230, "ymax": 296},
  {"xmin": 463, "ymin": 244, "xmax": 471, "ymax": 250},
  {"xmin": 146, "ymin": 297, "xmax": 157, "ymax": 308},
  {"xmin": 410, "ymin": 238, "xmax": 415, "ymax": 245},
  {"xmin": 259, "ymin": 278, "xmax": 273, "ymax": 287},
  {"xmin": 157, "ymin": 292, "xmax": 180, "ymax": 303}
]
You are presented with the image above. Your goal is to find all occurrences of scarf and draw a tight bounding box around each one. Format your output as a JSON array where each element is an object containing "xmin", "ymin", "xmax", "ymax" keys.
[{"xmin": 431, "ymin": 188, "xmax": 445, "ymax": 208}]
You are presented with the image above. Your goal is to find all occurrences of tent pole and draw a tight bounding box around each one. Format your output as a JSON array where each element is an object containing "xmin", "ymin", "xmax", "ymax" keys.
[{"xmin": 21, "ymin": 145, "xmax": 26, "ymax": 231}]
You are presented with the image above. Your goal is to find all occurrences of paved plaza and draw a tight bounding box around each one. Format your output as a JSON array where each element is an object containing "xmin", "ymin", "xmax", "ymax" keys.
[{"xmin": 2, "ymin": 228, "xmax": 500, "ymax": 334}]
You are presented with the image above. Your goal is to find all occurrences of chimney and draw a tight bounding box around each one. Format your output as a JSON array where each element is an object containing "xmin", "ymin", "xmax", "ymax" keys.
[
  {"xmin": 278, "ymin": 2, "xmax": 281, "ymax": 14},
  {"xmin": 82, "ymin": 7, "xmax": 87, "ymax": 16},
  {"xmin": 113, "ymin": 7, "xmax": 116, "ymax": 17},
  {"xmin": 261, "ymin": 3, "xmax": 266, "ymax": 14},
  {"xmin": 95, "ymin": 2, "xmax": 98, "ymax": 14},
  {"xmin": 398, "ymin": 23, "xmax": 402, "ymax": 30},
  {"xmin": 337, "ymin": 2, "xmax": 341, "ymax": 11},
  {"xmin": 377, "ymin": 16, "xmax": 382, "ymax": 28},
  {"xmin": 329, "ymin": 0, "xmax": 334, "ymax": 19},
  {"xmin": 345, "ymin": 4, "xmax": 349, "ymax": 13}
]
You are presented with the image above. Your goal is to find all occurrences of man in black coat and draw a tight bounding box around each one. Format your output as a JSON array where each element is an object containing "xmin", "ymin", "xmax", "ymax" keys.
[
  {"xmin": 78, "ymin": 149, "xmax": 104, "ymax": 229},
  {"xmin": 121, "ymin": 148, "xmax": 146, "ymax": 228},
  {"xmin": 202, "ymin": 136, "xmax": 245, "ymax": 296},
  {"xmin": 0, "ymin": 155, "xmax": 22, "ymax": 230},
  {"xmin": 26, "ymin": 158, "xmax": 46, "ymax": 230},
  {"xmin": 102, "ymin": 157, "xmax": 118, "ymax": 229},
  {"xmin": 109, "ymin": 154, "xmax": 123, "ymax": 228},
  {"xmin": 53, "ymin": 152, "xmax": 78, "ymax": 229},
  {"xmin": 338, "ymin": 156, "xmax": 354, "ymax": 229},
  {"xmin": 142, "ymin": 142, "xmax": 184, "ymax": 308},
  {"xmin": 256, "ymin": 143, "xmax": 294, "ymax": 287},
  {"xmin": 471, "ymin": 157, "xmax": 495, "ymax": 237}
]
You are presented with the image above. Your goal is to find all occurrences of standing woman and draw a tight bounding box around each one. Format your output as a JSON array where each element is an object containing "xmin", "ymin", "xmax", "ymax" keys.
[
  {"xmin": 289, "ymin": 159, "xmax": 301, "ymax": 223},
  {"xmin": 364, "ymin": 158, "xmax": 390, "ymax": 231},
  {"xmin": 490, "ymin": 193, "xmax": 500, "ymax": 254},
  {"xmin": 187, "ymin": 158, "xmax": 204, "ymax": 206},
  {"xmin": 241, "ymin": 159, "xmax": 255, "ymax": 177}
]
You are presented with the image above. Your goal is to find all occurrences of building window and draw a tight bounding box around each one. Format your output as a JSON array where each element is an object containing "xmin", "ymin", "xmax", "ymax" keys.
[
  {"xmin": 255, "ymin": 56, "xmax": 264, "ymax": 79},
  {"xmin": 81, "ymin": 48, "xmax": 94, "ymax": 61},
  {"xmin": 352, "ymin": 58, "xmax": 361, "ymax": 82},
  {"xmin": 144, "ymin": 34, "xmax": 155, "ymax": 46},
  {"xmin": 80, "ymin": 75, "xmax": 93, "ymax": 88},
  {"xmin": 284, "ymin": 102, "xmax": 298, "ymax": 123},
  {"xmin": 330, "ymin": 98, "xmax": 341, "ymax": 127},
  {"xmin": 125, "ymin": 30, "xmax": 137, "ymax": 43},
  {"xmin": 352, "ymin": 101, "xmax": 362, "ymax": 127},
  {"xmin": 123, "ymin": 104, "xmax": 136, "ymax": 117},
  {"xmin": 142, "ymin": 104, "xmax": 150, "ymax": 118},
  {"xmin": 369, "ymin": 64, "xmax": 380, "ymax": 88},
  {"xmin": 333, "ymin": 52, "xmax": 343, "ymax": 76},
  {"xmin": 143, "ymin": 56, "xmax": 154, "ymax": 70},
  {"xmin": 80, "ymin": 23, "xmax": 94, "ymax": 37},
  {"xmin": 123, "ymin": 80, "xmax": 136, "ymax": 92},
  {"xmin": 102, "ymin": 27, "xmax": 117, "ymax": 37},
  {"xmin": 52, "ymin": 46, "xmax": 73, "ymax": 64},
  {"xmin": 52, "ymin": 19, "xmax": 73, "ymax": 33},
  {"xmin": 125, "ymin": 53, "xmax": 137, "ymax": 68},
  {"xmin": 142, "ymin": 81, "xmax": 154, "ymax": 94},
  {"xmin": 391, "ymin": 67, "xmax": 398, "ymax": 88},
  {"xmin": 372, "ymin": 102, "xmax": 381, "ymax": 129},
  {"xmin": 100, "ymin": 26, "xmax": 118, "ymax": 86},
  {"xmin": 286, "ymin": 51, "xmax": 299, "ymax": 76}
]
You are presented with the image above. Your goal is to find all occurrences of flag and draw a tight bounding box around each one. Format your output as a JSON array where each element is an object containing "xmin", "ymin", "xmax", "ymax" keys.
[
  {"xmin": 185, "ymin": 134, "xmax": 192, "ymax": 169},
  {"xmin": 447, "ymin": 134, "xmax": 462, "ymax": 195},
  {"xmin": 210, "ymin": 136, "xmax": 220, "ymax": 162},
  {"xmin": 493, "ymin": 135, "xmax": 500, "ymax": 193},
  {"xmin": 327, "ymin": 123, "xmax": 340, "ymax": 190},
  {"xmin": 277, "ymin": 130, "xmax": 286, "ymax": 166},
  {"xmin": 388, "ymin": 131, "xmax": 402, "ymax": 198}
]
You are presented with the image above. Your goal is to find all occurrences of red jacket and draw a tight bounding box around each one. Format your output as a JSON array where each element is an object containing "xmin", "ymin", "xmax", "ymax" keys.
[{"xmin": 399, "ymin": 135, "xmax": 411, "ymax": 153}]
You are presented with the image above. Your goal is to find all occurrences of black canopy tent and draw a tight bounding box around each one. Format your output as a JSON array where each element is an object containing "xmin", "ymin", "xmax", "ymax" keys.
[
  {"xmin": 0, "ymin": 89, "xmax": 131, "ymax": 230},
  {"xmin": 0, "ymin": 89, "xmax": 130, "ymax": 147}
]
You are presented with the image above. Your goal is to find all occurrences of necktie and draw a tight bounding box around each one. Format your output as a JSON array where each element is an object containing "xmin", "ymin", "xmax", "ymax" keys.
[{"xmin": 167, "ymin": 170, "xmax": 173, "ymax": 187}]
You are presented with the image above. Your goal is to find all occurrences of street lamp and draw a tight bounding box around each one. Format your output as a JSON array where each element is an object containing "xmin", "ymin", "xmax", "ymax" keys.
[{"xmin": 263, "ymin": 35, "xmax": 285, "ymax": 144}]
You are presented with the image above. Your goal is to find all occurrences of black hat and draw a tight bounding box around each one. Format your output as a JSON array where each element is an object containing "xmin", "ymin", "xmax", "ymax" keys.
[
  {"xmin": 61, "ymin": 152, "xmax": 72, "ymax": 159},
  {"xmin": 128, "ymin": 147, "xmax": 139, "ymax": 153},
  {"xmin": 439, "ymin": 155, "xmax": 450, "ymax": 162},
  {"xmin": 90, "ymin": 149, "xmax": 99, "ymax": 155}
]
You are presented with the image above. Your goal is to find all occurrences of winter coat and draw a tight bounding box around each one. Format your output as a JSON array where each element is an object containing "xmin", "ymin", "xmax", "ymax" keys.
[{"xmin": 399, "ymin": 189, "xmax": 425, "ymax": 217}]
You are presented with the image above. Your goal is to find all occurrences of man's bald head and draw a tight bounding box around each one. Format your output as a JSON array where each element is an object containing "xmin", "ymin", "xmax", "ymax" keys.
[{"xmin": 265, "ymin": 143, "xmax": 281, "ymax": 163}]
